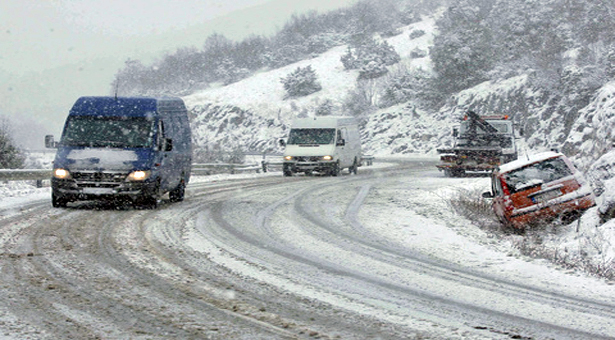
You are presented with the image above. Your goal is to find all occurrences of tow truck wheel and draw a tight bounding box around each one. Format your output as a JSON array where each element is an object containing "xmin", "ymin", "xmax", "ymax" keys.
[{"xmin": 451, "ymin": 169, "xmax": 464, "ymax": 177}]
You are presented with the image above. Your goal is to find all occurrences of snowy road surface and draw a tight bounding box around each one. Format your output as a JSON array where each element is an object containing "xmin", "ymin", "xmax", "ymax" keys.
[{"xmin": 1, "ymin": 158, "xmax": 615, "ymax": 339}]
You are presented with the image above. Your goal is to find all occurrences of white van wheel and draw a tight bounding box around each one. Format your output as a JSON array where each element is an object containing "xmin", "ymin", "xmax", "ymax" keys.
[
  {"xmin": 350, "ymin": 158, "xmax": 358, "ymax": 175},
  {"xmin": 330, "ymin": 162, "xmax": 340, "ymax": 176}
]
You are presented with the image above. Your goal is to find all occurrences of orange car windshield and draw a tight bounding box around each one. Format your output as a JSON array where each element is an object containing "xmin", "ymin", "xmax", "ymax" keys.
[{"xmin": 504, "ymin": 157, "xmax": 572, "ymax": 194}]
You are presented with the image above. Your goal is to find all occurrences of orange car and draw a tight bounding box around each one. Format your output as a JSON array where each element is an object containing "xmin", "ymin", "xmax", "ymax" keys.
[{"xmin": 483, "ymin": 151, "xmax": 596, "ymax": 230}]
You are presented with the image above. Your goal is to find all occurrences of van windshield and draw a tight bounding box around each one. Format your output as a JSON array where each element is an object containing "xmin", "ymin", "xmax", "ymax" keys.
[
  {"xmin": 504, "ymin": 157, "xmax": 572, "ymax": 193},
  {"xmin": 287, "ymin": 128, "xmax": 335, "ymax": 145},
  {"xmin": 61, "ymin": 116, "xmax": 155, "ymax": 148}
]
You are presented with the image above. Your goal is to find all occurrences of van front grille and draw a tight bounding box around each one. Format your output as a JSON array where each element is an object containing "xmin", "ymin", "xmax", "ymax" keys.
[
  {"xmin": 296, "ymin": 156, "xmax": 322, "ymax": 162},
  {"xmin": 72, "ymin": 171, "xmax": 127, "ymax": 183}
]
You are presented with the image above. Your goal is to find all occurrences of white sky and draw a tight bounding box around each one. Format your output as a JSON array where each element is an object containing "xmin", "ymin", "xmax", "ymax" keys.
[
  {"xmin": 0, "ymin": 0, "xmax": 358, "ymax": 147},
  {"xmin": 0, "ymin": 0, "xmax": 356, "ymax": 74}
]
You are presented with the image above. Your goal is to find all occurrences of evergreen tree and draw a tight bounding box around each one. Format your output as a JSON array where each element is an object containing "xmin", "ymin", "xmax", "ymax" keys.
[
  {"xmin": 280, "ymin": 65, "xmax": 323, "ymax": 98},
  {"xmin": 0, "ymin": 118, "xmax": 24, "ymax": 169},
  {"xmin": 430, "ymin": 0, "xmax": 497, "ymax": 94}
]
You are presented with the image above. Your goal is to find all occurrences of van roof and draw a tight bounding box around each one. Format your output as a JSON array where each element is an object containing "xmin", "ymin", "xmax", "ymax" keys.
[
  {"xmin": 290, "ymin": 116, "xmax": 357, "ymax": 128},
  {"xmin": 70, "ymin": 96, "xmax": 184, "ymax": 117}
]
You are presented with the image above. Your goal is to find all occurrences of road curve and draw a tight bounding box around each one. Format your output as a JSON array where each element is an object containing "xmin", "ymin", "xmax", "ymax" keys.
[{"xmin": 1, "ymin": 159, "xmax": 614, "ymax": 339}]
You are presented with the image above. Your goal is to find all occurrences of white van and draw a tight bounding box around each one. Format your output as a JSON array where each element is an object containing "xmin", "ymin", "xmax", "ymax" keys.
[{"xmin": 279, "ymin": 116, "xmax": 362, "ymax": 176}]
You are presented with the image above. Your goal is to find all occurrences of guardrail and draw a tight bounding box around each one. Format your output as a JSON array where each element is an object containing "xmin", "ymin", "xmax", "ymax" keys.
[
  {"xmin": 192, "ymin": 163, "xmax": 262, "ymax": 175},
  {"xmin": 0, "ymin": 155, "xmax": 375, "ymax": 187},
  {"xmin": 0, "ymin": 164, "xmax": 263, "ymax": 188},
  {"xmin": 362, "ymin": 155, "xmax": 374, "ymax": 166}
]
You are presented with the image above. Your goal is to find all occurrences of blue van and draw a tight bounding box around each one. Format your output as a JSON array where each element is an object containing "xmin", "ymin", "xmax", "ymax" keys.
[{"xmin": 46, "ymin": 96, "xmax": 192, "ymax": 208}]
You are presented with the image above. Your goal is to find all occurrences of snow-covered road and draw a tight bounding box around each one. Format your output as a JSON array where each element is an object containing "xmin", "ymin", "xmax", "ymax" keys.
[{"xmin": 1, "ymin": 159, "xmax": 614, "ymax": 339}]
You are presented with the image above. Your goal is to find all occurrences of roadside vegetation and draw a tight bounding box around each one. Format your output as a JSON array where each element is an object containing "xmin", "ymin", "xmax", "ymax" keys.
[
  {"xmin": 112, "ymin": 0, "xmax": 438, "ymax": 97},
  {"xmin": 449, "ymin": 188, "xmax": 615, "ymax": 281},
  {"xmin": 0, "ymin": 117, "xmax": 25, "ymax": 169}
]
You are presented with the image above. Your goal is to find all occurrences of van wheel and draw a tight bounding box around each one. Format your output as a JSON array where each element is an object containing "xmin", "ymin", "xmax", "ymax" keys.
[
  {"xmin": 330, "ymin": 162, "xmax": 340, "ymax": 177},
  {"xmin": 169, "ymin": 179, "xmax": 185, "ymax": 203},
  {"xmin": 349, "ymin": 158, "xmax": 358, "ymax": 175},
  {"xmin": 136, "ymin": 181, "xmax": 160, "ymax": 209},
  {"xmin": 283, "ymin": 170, "xmax": 293, "ymax": 177},
  {"xmin": 52, "ymin": 191, "xmax": 67, "ymax": 208}
]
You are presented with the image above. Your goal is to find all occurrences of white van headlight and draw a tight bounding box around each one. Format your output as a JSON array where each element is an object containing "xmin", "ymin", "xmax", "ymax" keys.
[
  {"xmin": 53, "ymin": 168, "xmax": 71, "ymax": 179},
  {"xmin": 322, "ymin": 155, "xmax": 333, "ymax": 161},
  {"xmin": 126, "ymin": 170, "xmax": 151, "ymax": 181},
  {"xmin": 284, "ymin": 156, "xmax": 294, "ymax": 161}
]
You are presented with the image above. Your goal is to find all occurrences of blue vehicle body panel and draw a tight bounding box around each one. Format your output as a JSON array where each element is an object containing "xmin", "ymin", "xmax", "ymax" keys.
[
  {"xmin": 69, "ymin": 96, "xmax": 160, "ymax": 117},
  {"xmin": 51, "ymin": 96, "xmax": 192, "ymax": 206}
]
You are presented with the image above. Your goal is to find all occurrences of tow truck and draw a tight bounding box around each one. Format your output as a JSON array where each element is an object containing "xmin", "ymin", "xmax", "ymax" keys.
[{"xmin": 436, "ymin": 111, "xmax": 519, "ymax": 177}]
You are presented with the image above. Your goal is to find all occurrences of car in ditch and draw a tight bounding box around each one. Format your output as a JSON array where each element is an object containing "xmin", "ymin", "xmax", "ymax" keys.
[{"xmin": 482, "ymin": 151, "xmax": 596, "ymax": 230}]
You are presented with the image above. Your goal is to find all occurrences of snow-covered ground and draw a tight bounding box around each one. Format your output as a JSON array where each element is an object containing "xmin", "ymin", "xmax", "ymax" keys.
[{"xmin": 3, "ymin": 155, "xmax": 614, "ymax": 285}]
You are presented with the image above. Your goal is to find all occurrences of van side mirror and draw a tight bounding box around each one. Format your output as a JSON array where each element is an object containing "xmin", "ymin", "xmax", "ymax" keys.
[
  {"xmin": 279, "ymin": 139, "xmax": 286, "ymax": 147},
  {"xmin": 45, "ymin": 135, "xmax": 57, "ymax": 148},
  {"xmin": 482, "ymin": 191, "xmax": 494, "ymax": 199},
  {"xmin": 336, "ymin": 138, "xmax": 345, "ymax": 146},
  {"xmin": 164, "ymin": 138, "xmax": 173, "ymax": 151}
]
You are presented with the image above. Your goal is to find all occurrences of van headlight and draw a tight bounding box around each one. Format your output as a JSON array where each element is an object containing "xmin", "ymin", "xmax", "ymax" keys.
[
  {"xmin": 53, "ymin": 168, "xmax": 71, "ymax": 179},
  {"xmin": 126, "ymin": 170, "xmax": 151, "ymax": 181},
  {"xmin": 284, "ymin": 156, "xmax": 294, "ymax": 161},
  {"xmin": 322, "ymin": 155, "xmax": 333, "ymax": 161}
]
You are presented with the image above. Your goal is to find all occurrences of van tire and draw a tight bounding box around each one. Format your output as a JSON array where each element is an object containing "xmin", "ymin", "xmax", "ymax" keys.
[
  {"xmin": 137, "ymin": 181, "xmax": 160, "ymax": 209},
  {"xmin": 349, "ymin": 158, "xmax": 358, "ymax": 175},
  {"xmin": 52, "ymin": 191, "xmax": 68, "ymax": 208},
  {"xmin": 330, "ymin": 162, "xmax": 340, "ymax": 177},
  {"xmin": 169, "ymin": 179, "xmax": 185, "ymax": 203},
  {"xmin": 283, "ymin": 170, "xmax": 293, "ymax": 177}
]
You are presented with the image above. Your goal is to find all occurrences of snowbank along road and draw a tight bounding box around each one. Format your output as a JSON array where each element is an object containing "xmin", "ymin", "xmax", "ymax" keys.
[{"xmin": 1, "ymin": 159, "xmax": 615, "ymax": 339}]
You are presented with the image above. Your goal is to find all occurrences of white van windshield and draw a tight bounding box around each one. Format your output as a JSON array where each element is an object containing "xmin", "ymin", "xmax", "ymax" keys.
[
  {"xmin": 61, "ymin": 116, "xmax": 155, "ymax": 148},
  {"xmin": 288, "ymin": 128, "xmax": 335, "ymax": 145}
]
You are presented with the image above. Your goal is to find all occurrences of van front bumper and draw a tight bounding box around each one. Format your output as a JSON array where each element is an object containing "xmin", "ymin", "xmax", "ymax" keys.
[
  {"xmin": 283, "ymin": 160, "xmax": 336, "ymax": 173},
  {"xmin": 52, "ymin": 177, "xmax": 158, "ymax": 202}
]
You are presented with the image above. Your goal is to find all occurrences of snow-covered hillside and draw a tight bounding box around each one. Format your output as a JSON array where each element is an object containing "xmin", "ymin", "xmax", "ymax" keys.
[
  {"xmin": 183, "ymin": 14, "xmax": 438, "ymax": 156},
  {"xmin": 178, "ymin": 8, "xmax": 615, "ymax": 278}
]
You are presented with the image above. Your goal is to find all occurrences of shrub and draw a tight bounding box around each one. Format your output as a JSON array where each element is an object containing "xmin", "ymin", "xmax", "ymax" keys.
[
  {"xmin": 380, "ymin": 27, "xmax": 402, "ymax": 38},
  {"xmin": 280, "ymin": 65, "xmax": 322, "ymax": 98},
  {"xmin": 358, "ymin": 60, "xmax": 389, "ymax": 79},
  {"xmin": 410, "ymin": 48, "xmax": 427, "ymax": 59},
  {"xmin": 0, "ymin": 118, "xmax": 25, "ymax": 169},
  {"xmin": 340, "ymin": 38, "xmax": 400, "ymax": 75},
  {"xmin": 379, "ymin": 65, "xmax": 443, "ymax": 108},
  {"xmin": 315, "ymin": 99, "xmax": 335, "ymax": 116},
  {"xmin": 447, "ymin": 188, "xmax": 502, "ymax": 232},
  {"xmin": 409, "ymin": 29, "xmax": 425, "ymax": 39}
]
